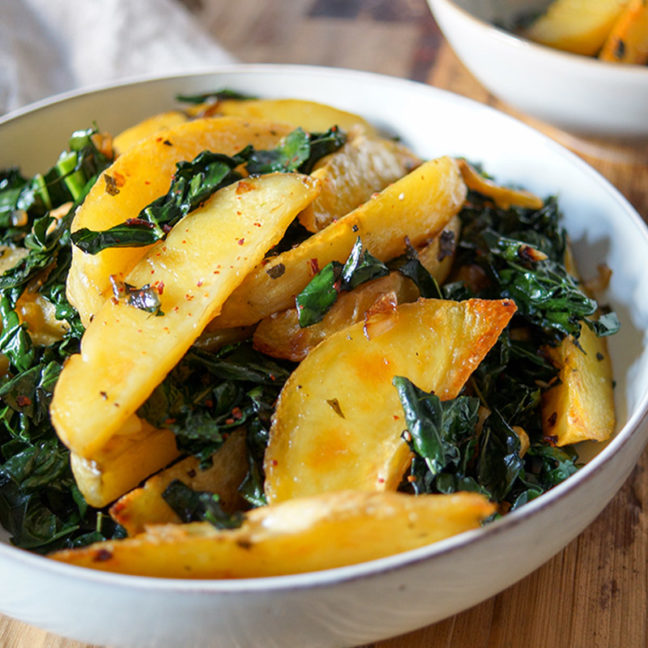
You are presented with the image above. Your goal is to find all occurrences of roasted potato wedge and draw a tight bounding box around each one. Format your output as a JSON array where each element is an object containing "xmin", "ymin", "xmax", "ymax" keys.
[
  {"xmin": 110, "ymin": 428, "xmax": 248, "ymax": 536},
  {"xmin": 204, "ymin": 98, "xmax": 378, "ymax": 136},
  {"xmin": 298, "ymin": 129, "xmax": 421, "ymax": 232},
  {"xmin": 211, "ymin": 156, "xmax": 467, "ymax": 328},
  {"xmin": 112, "ymin": 110, "xmax": 189, "ymax": 156},
  {"xmin": 52, "ymin": 173, "xmax": 320, "ymax": 459},
  {"xmin": 541, "ymin": 322, "xmax": 615, "ymax": 446},
  {"xmin": 253, "ymin": 216, "xmax": 460, "ymax": 362},
  {"xmin": 67, "ymin": 117, "xmax": 294, "ymax": 326},
  {"xmin": 264, "ymin": 297, "xmax": 516, "ymax": 503},
  {"xmin": 458, "ymin": 159, "xmax": 544, "ymax": 210},
  {"xmin": 599, "ymin": 0, "xmax": 648, "ymax": 63},
  {"xmin": 70, "ymin": 421, "xmax": 180, "ymax": 508},
  {"xmin": 523, "ymin": 0, "xmax": 629, "ymax": 55},
  {"xmin": 51, "ymin": 490, "xmax": 495, "ymax": 577}
]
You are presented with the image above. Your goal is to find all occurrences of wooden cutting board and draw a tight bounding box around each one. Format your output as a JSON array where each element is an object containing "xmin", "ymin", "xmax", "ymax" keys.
[{"xmin": 3, "ymin": 30, "xmax": 648, "ymax": 648}]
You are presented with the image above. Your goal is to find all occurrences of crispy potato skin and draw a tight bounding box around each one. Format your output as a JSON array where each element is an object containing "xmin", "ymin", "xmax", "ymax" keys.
[
  {"xmin": 52, "ymin": 174, "xmax": 320, "ymax": 460},
  {"xmin": 264, "ymin": 298, "xmax": 516, "ymax": 503},
  {"xmin": 50, "ymin": 490, "xmax": 495, "ymax": 578},
  {"xmin": 67, "ymin": 117, "xmax": 294, "ymax": 326}
]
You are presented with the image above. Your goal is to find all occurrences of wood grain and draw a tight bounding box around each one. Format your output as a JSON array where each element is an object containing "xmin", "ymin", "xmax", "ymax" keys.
[{"xmin": 3, "ymin": 0, "xmax": 648, "ymax": 646}]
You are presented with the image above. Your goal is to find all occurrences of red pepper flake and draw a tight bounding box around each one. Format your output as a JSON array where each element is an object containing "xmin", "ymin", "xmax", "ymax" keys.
[
  {"xmin": 16, "ymin": 395, "xmax": 32, "ymax": 407},
  {"xmin": 185, "ymin": 294, "xmax": 194, "ymax": 301},
  {"xmin": 377, "ymin": 478, "xmax": 385, "ymax": 484},
  {"xmin": 393, "ymin": 414, "xmax": 400, "ymax": 420},
  {"xmin": 271, "ymin": 459, "xmax": 278, "ymax": 467},
  {"xmin": 93, "ymin": 549, "xmax": 113, "ymax": 562},
  {"xmin": 181, "ymin": 239, "xmax": 187, "ymax": 244},
  {"xmin": 111, "ymin": 297, "xmax": 119, "ymax": 305},
  {"xmin": 100, "ymin": 391, "xmax": 108, "ymax": 400},
  {"xmin": 196, "ymin": 280, "xmax": 203, "ymax": 287},
  {"xmin": 236, "ymin": 180, "xmax": 255, "ymax": 194},
  {"xmin": 238, "ymin": 238, "xmax": 245, "ymax": 246},
  {"xmin": 154, "ymin": 281, "xmax": 165, "ymax": 295},
  {"xmin": 173, "ymin": 306, "xmax": 179, "ymax": 312},
  {"xmin": 407, "ymin": 475, "xmax": 417, "ymax": 483},
  {"xmin": 231, "ymin": 407, "xmax": 243, "ymax": 420},
  {"xmin": 144, "ymin": 180, "xmax": 151, "ymax": 185},
  {"xmin": 213, "ymin": 270, "xmax": 220, "ymax": 274},
  {"xmin": 204, "ymin": 399, "xmax": 213, "ymax": 408},
  {"xmin": 253, "ymin": 222, "xmax": 262, "ymax": 227},
  {"xmin": 225, "ymin": 418, "xmax": 235, "ymax": 425},
  {"xmin": 309, "ymin": 258, "xmax": 320, "ymax": 275}
]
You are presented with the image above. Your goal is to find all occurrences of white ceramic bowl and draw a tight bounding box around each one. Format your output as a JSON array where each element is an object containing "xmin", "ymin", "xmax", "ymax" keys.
[
  {"xmin": 427, "ymin": 0, "xmax": 648, "ymax": 139},
  {"xmin": 2, "ymin": 65, "xmax": 648, "ymax": 648}
]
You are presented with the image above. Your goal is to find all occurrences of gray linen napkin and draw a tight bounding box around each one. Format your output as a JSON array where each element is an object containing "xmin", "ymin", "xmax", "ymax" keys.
[{"xmin": 0, "ymin": 0, "xmax": 237, "ymax": 114}]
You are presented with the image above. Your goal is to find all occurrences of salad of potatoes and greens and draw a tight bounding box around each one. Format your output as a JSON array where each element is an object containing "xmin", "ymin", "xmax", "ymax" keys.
[{"xmin": 0, "ymin": 92, "xmax": 619, "ymax": 577}]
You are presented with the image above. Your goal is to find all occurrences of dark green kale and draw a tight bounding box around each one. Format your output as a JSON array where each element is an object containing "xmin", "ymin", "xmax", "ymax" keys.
[
  {"xmin": 162, "ymin": 479, "xmax": 244, "ymax": 529},
  {"xmin": 138, "ymin": 342, "xmax": 293, "ymax": 507},
  {"xmin": 395, "ymin": 376, "xmax": 578, "ymax": 508},
  {"xmin": 175, "ymin": 89, "xmax": 257, "ymax": 104},
  {"xmin": 0, "ymin": 127, "xmax": 117, "ymax": 552},
  {"xmin": 71, "ymin": 127, "xmax": 347, "ymax": 255},
  {"xmin": 295, "ymin": 236, "xmax": 389, "ymax": 327},
  {"xmin": 455, "ymin": 192, "xmax": 619, "ymax": 343},
  {"xmin": 393, "ymin": 189, "xmax": 610, "ymax": 509}
]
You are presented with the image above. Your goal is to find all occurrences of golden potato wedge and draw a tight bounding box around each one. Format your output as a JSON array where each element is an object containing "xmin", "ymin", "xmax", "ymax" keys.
[
  {"xmin": 252, "ymin": 216, "xmax": 460, "ymax": 362},
  {"xmin": 0, "ymin": 245, "xmax": 28, "ymax": 273},
  {"xmin": 110, "ymin": 428, "xmax": 248, "ymax": 537},
  {"xmin": 70, "ymin": 421, "xmax": 180, "ymax": 508},
  {"xmin": 458, "ymin": 159, "xmax": 544, "ymax": 210},
  {"xmin": 210, "ymin": 98, "xmax": 378, "ymax": 136},
  {"xmin": 253, "ymin": 273, "xmax": 418, "ymax": 362},
  {"xmin": 112, "ymin": 111, "xmax": 189, "ymax": 156},
  {"xmin": 52, "ymin": 173, "xmax": 320, "ymax": 459},
  {"xmin": 15, "ymin": 289, "xmax": 69, "ymax": 346},
  {"xmin": 264, "ymin": 297, "xmax": 516, "ymax": 503},
  {"xmin": 67, "ymin": 117, "xmax": 294, "ymax": 326},
  {"xmin": 541, "ymin": 322, "xmax": 615, "ymax": 446},
  {"xmin": 599, "ymin": 0, "xmax": 648, "ymax": 63},
  {"xmin": 50, "ymin": 490, "xmax": 495, "ymax": 577},
  {"xmin": 523, "ymin": 0, "xmax": 629, "ymax": 55},
  {"xmin": 298, "ymin": 129, "xmax": 421, "ymax": 232},
  {"xmin": 211, "ymin": 156, "xmax": 467, "ymax": 328}
]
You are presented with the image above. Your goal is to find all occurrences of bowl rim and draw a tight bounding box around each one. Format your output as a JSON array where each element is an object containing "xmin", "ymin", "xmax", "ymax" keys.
[
  {"xmin": 429, "ymin": 0, "xmax": 648, "ymax": 79},
  {"xmin": 2, "ymin": 62, "xmax": 648, "ymax": 595}
]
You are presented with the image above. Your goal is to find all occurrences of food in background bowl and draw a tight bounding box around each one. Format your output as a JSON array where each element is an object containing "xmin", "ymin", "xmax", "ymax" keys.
[
  {"xmin": 0, "ymin": 66, "xmax": 647, "ymax": 648},
  {"xmin": 427, "ymin": 0, "xmax": 648, "ymax": 137},
  {"xmin": 522, "ymin": 0, "xmax": 648, "ymax": 64}
]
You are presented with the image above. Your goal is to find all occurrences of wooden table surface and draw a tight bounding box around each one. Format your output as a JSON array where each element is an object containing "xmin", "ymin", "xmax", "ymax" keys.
[{"xmin": 3, "ymin": 1, "xmax": 648, "ymax": 646}]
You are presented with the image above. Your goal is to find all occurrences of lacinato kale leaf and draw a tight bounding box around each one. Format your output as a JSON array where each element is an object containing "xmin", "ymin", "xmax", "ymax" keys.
[
  {"xmin": 295, "ymin": 237, "xmax": 389, "ymax": 326},
  {"xmin": 72, "ymin": 127, "xmax": 347, "ymax": 254},
  {"xmin": 0, "ymin": 127, "xmax": 116, "ymax": 551},
  {"xmin": 72, "ymin": 150, "xmax": 246, "ymax": 253},
  {"xmin": 175, "ymin": 89, "xmax": 257, "ymax": 104},
  {"xmin": 138, "ymin": 342, "xmax": 293, "ymax": 505},
  {"xmin": 162, "ymin": 479, "xmax": 244, "ymax": 529}
]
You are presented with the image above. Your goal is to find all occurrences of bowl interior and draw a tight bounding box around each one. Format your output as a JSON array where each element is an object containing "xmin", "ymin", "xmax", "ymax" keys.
[{"xmin": 1, "ymin": 63, "xmax": 648, "ymax": 565}]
